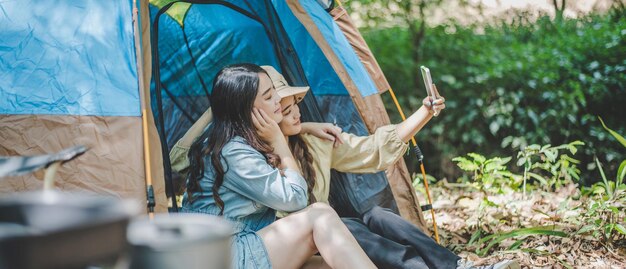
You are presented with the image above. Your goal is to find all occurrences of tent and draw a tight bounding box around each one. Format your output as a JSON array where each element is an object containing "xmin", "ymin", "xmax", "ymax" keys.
[
  {"xmin": 0, "ymin": 0, "xmax": 428, "ymax": 230},
  {"xmin": 150, "ymin": 0, "xmax": 427, "ymax": 229}
]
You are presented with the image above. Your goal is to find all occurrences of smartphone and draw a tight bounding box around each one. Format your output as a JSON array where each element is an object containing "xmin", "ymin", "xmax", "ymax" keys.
[
  {"xmin": 420, "ymin": 66, "xmax": 435, "ymax": 100},
  {"xmin": 420, "ymin": 66, "xmax": 439, "ymax": 116}
]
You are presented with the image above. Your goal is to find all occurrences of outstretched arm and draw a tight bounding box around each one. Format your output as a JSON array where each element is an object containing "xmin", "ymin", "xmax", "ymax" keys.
[
  {"xmin": 300, "ymin": 85, "xmax": 446, "ymax": 145},
  {"xmin": 328, "ymin": 85, "xmax": 446, "ymax": 173},
  {"xmin": 396, "ymin": 85, "xmax": 446, "ymax": 143}
]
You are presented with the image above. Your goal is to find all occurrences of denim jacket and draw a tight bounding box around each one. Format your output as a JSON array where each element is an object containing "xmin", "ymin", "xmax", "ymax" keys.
[{"xmin": 182, "ymin": 136, "xmax": 308, "ymax": 269}]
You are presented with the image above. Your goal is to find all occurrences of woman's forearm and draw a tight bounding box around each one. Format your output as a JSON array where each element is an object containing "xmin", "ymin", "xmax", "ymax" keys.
[
  {"xmin": 396, "ymin": 105, "xmax": 433, "ymax": 143},
  {"xmin": 272, "ymin": 139, "xmax": 302, "ymax": 174}
]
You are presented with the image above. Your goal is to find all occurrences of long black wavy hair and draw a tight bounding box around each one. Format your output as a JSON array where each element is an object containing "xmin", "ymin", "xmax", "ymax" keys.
[
  {"xmin": 288, "ymin": 135, "xmax": 316, "ymax": 204},
  {"xmin": 187, "ymin": 63, "xmax": 280, "ymax": 215}
]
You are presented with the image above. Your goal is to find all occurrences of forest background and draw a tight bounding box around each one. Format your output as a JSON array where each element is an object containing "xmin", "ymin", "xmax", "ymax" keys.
[{"xmin": 346, "ymin": 0, "xmax": 625, "ymax": 184}]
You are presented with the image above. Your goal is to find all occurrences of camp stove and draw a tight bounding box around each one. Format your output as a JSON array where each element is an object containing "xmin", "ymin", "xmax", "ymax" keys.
[
  {"xmin": 0, "ymin": 146, "xmax": 234, "ymax": 269},
  {"xmin": 0, "ymin": 146, "xmax": 140, "ymax": 269}
]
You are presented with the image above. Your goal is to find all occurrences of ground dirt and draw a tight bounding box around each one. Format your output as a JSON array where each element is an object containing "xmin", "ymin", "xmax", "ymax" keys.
[{"xmin": 420, "ymin": 182, "xmax": 626, "ymax": 269}]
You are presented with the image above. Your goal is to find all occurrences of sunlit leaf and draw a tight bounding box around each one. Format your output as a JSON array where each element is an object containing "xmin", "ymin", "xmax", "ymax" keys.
[
  {"xmin": 468, "ymin": 153, "xmax": 486, "ymax": 163},
  {"xmin": 598, "ymin": 116, "xmax": 626, "ymax": 148},
  {"xmin": 453, "ymin": 157, "xmax": 479, "ymax": 171},
  {"xmin": 508, "ymin": 239, "xmax": 524, "ymax": 250},
  {"xmin": 477, "ymin": 226, "xmax": 567, "ymax": 256},
  {"xmin": 468, "ymin": 229, "xmax": 482, "ymax": 246},
  {"xmin": 576, "ymin": 225, "xmax": 596, "ymax": 234},
  {"xmin": 528, "ymin": 172, "xmax": 548, "ymax": 185},
  {"xmin": 617, "ymin": 160, "xmax": 626, "ymax": 187},
  {"xmin": 595, "ymin": 157, "xmax": 612, "ymax": 199},
  {"xmin": 544, "ymin": 149, "xmax": 557, "ymax": 163}
]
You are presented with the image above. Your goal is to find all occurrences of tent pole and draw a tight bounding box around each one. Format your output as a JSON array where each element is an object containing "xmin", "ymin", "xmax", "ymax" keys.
[
  {"xmin": 142, "ymin": 108, "xmax": 156, "ymax": 217},
  {"xmin": 387, "ymin": 87, "xmax": 440, "ymax": 243},
  {"xmin": 134, "ymin": 1, "xmax": 155, "ymax": 217}
]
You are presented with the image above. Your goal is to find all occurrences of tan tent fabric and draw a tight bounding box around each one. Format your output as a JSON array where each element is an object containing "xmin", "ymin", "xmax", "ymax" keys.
[
  {"xmin": 285, "ymin": 0, "xmax": 428, "ymax": 231},
  {"xmin": 0, "ymin": 0, "xmax": 168, "ymax": 213},
  {"xmin": 135, "ymin": 0, "xmax": 168, "ymax": 212},
  {"xmin": 0, "ymin": 115, "xmax": 147, "ymax": 206},
  {"xmin": 329, "ymin": 5, "xmax": 390, "ymax": 94}
]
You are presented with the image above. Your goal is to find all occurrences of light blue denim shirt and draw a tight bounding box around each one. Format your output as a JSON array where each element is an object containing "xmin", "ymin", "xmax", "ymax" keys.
[{"xmin": 182, "ymin": 136, "xmax": 308, "ymax": 269}]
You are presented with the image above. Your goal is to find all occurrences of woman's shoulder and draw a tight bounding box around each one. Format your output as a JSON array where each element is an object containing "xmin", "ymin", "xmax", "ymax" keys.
[
  {"xmin": 221, "ymin": 136, "xmax": 262, "ymax": 158},
  {"xmin": 223, "ymin": 136, "xmax": 251, "ymax": 150}
]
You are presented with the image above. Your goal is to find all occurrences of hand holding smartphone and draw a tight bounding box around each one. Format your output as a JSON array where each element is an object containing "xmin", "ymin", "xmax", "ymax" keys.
[{"xmin": 420, "ymin": 66, "xmax": 441, "ymax": 116}]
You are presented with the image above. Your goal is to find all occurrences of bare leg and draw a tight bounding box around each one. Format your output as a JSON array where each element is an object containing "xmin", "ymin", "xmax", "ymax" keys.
[
  {"xmin": 300, "ymin": 256, "xmax": 331, "ymax": 269},
  {"xmin": 258, "ymin": 202, "xmax": 375, "ymax": 269}
]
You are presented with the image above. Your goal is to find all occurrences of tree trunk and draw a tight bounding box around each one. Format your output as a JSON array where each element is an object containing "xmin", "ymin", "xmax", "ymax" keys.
[
  {"xmin": 552, "ymin": 0, "xmax": 566, "ymax": 22},
  {"xmin": 407, "ymin": 2, "xmax": 427, "ymax": 92}
]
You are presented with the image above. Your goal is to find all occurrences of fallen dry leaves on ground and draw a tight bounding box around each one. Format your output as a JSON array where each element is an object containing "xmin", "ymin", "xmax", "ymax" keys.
[{"xmin": 419, "ymin": 181, "xmax": 626, "ymax": 269}]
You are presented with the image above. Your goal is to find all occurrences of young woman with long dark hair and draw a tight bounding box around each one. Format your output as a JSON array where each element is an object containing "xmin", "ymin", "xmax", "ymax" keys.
[{"xmin": 182, "ymin": 63, "xmax": 375, "ymax": 269}]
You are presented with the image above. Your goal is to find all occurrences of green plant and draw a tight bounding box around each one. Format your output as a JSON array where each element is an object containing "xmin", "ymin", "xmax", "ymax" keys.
[
  {"xmin": 412, "ymin": 172, "xmax": 437, "ymax": 196},
  {"xmin": 475, "ymin": 226, "xmax": 568, "ymax": 256},
  {"xmin": 578, "ymin": 118, "xmax": 626, "ymax": 244},
  {"xmin": 452, "ymin": 153, "xmax": 521, "ymax": 193},
  {"xmin": 516, "ymin": 141, "xmax": 584, "ymax": 197}
]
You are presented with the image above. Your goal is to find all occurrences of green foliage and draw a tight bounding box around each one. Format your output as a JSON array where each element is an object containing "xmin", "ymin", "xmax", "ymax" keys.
[
  {"xmin": 452, "ymin": 141, "xmax": 583, "ymax": 195},
  {"xmin": 475, "ymin": 226, "xmax": 567, "ymax": 256},
  {"xmin": 598, "ymin": 116, "xmax": 626, "ymax": 148},
  {"xmin": 363, "ymin": 10, "xmax": 626, "ymax": 183},
  {"xmin": 577, "ymin": 191, "xmax": 626, "ymax": 243},
  {"xmin": 578, "ymin": 120, "xmax": 626, "ymax": 242},
  {"xmin": 452, "ymin": 153, "xmax": 521, "ymax": 193},
  {"xmin": 516, "ymin": 141, "xmax": 584, "ymax": 195},
  {"xmin": 412, "ymin": 172, "xmax": 437, "ymax": 195}
]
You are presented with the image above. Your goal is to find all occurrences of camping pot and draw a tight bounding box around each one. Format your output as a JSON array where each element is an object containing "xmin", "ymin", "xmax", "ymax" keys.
[
  {"xmin": 127, "ymin": 213, "xmax": 233, "ymax": 269},
  {"xmin": 0, "ymin": 191, "xmax": 140, "ymax": 269}
]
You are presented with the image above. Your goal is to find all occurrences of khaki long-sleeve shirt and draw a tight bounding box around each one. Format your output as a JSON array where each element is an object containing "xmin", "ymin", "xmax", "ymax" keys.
[{"xmin": 300, "ymin": 125, "xmax": 409, "ymax": 204}]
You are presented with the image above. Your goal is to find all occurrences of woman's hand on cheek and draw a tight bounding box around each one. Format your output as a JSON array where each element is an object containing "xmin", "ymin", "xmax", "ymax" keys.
[{"xmin": 252, "ymin": 108, "xmax": 283, "ymax": 145}]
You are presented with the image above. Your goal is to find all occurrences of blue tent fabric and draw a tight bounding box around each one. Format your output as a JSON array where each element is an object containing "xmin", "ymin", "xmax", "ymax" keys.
[
  {"xmin": 0, "ymin": 0, "xmax": 140, "ymax": 116},
  {"xmin": 151, "ymin": 3, "xmax": 280, "ymax": 98},
  {"xmin": 149, "ymin": 2, "xmax": 281, "ymax": 144},
  {"xmin": 271, "ymin": 0, "xmax": 348, "ymax": 96},
  {"xmin": 273, "ymin": 0, "xmax": 379, "ymax": 97}
]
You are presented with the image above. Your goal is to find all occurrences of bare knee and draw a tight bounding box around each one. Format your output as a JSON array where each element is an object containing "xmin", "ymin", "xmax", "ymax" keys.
[
  {"xmin": 308, "ymin": 202, "xmax": 336, "ymax": 215},
  {"xmin": 305, "ymin": 202, "xmax": 341, "ymax": 223},
  {"xmin": 309, "ymin": 202, "xmax": 333, "ymax": 210}
]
